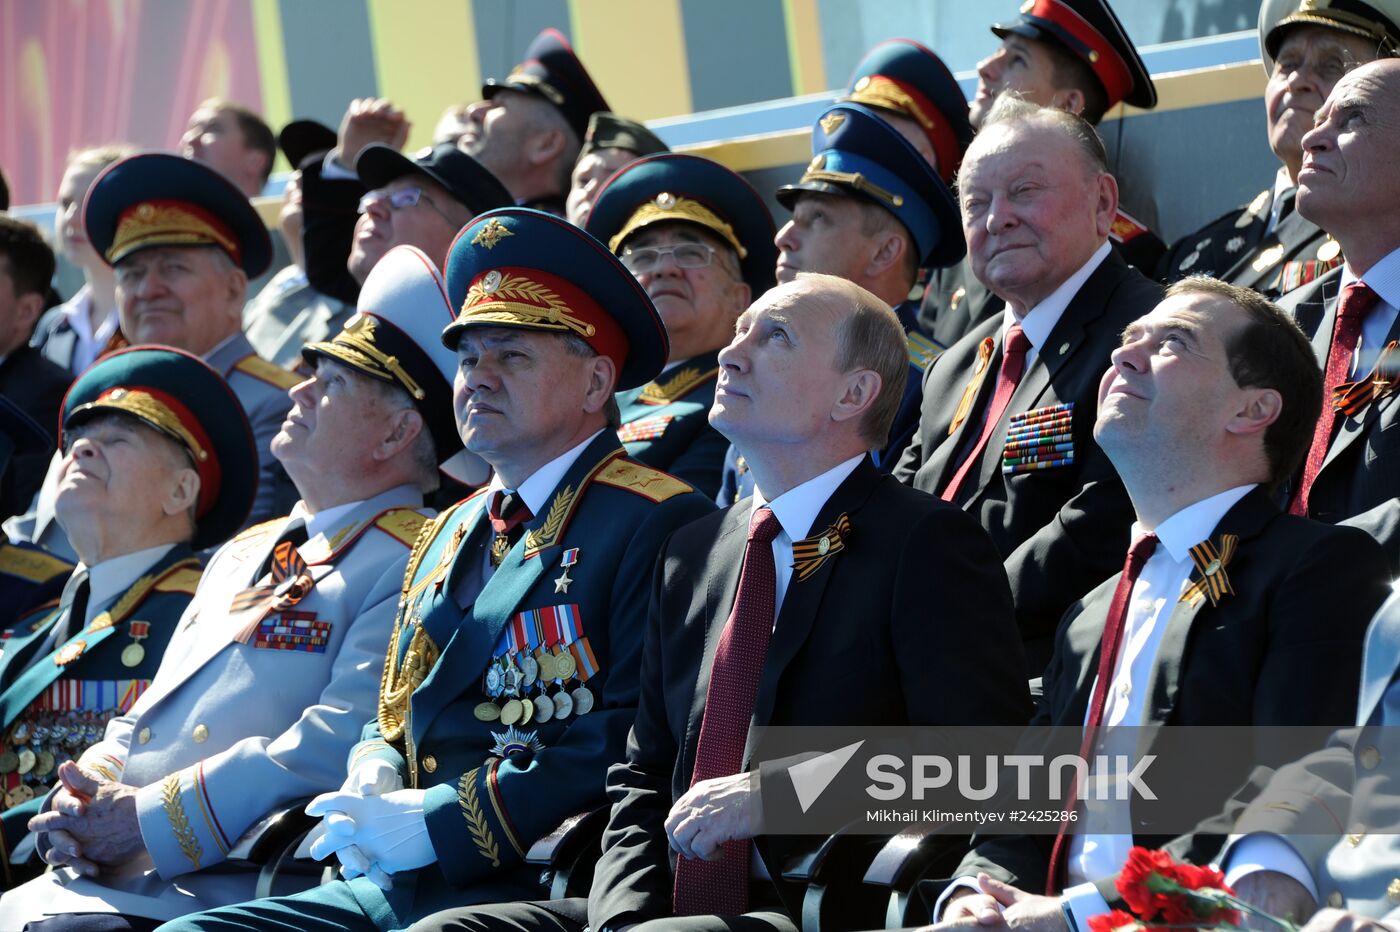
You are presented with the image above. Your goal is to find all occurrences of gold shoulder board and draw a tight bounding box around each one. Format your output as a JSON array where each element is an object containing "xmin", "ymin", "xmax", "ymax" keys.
[
  {"xmin": 375, "ymin": 509, "xmax": 430, "ymax": 549},
  {"xmin": 593, "ymin": 459, "xmax": 694, "ymax": 503},
  {"xmin": 234, "ymin": 355, "xmax": 301, "ymax": 390},
  {"xmin": 153, "ymin": 566, "xmax": 204, "ymax": 596}
]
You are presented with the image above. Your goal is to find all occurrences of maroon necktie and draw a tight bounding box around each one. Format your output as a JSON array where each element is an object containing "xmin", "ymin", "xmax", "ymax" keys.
[
  {"xmin": 1290, "ymin": 281, "xmax": 1381, "ymax": 516},
  {"xmin": 1045, "ymin": 532, "xmax": 1158, "ymax": 893},
  {"xmin": 487, "ymin": 490, "xmax": 533, "ymax": 567},
  {"xmin": 673, "ymin": 506, "xmax": 783, "ymax": 916},
  {"xmin": 941, "ymin": 324, "xmax": 1032, "ymax": 502}
]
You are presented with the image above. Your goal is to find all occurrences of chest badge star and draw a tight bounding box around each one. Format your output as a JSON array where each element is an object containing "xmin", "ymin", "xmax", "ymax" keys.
[{"xmin": 554, "ymin": 547, "xmax": 580, "ymax": 593}]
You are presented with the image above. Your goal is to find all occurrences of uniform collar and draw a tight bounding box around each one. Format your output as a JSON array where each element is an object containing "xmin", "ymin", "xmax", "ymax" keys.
[
  {"xmin": 289, "ymin": 498, "xmax": 365, "ymax": 541},
  {"xmin": 1001, "ymin": 240, "xmax": 1111, "ymax": 352},
  {"xmin": 750, "ymin": 453, "xmax": 864, "ymax": 542},
  {"xmin": 85, "ymin": 543, "xmax": 178, "ymax": 615},
  {"xmin": 1134, "ymin": 484, "xmax": 1255, "ymax": 564},
  {"xmin": 487, "ymin": 429, "xmax": 605, "ymax": 517}
]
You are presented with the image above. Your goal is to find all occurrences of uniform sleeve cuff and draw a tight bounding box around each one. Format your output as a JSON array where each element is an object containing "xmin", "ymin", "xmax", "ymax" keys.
[
  {"xmin": 1221, "ymin": 833, "xmax": 1319, "ymax": 903},
  {"xmin": 1063, "ymin": 881, "xmax": 1112, "ymax": 932}
]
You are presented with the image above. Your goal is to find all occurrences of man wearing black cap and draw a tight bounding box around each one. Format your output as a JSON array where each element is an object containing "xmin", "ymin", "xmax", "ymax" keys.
[
  {"xmin": 0, "ymin": 345, "xmax": 258, "ymax": 887},
  {"xmin": 566, "ymin": 112, "xmax": 669, "ymax": 228},
  {"xmin": 585, "ymin": 152, "xmax": 774, "ymax": 499},
  {"xmin": 3, "ymin": 246, "xmax": 457, "ymax": 927},
  {"xmin": 163, "ymin": 208, "xmax": 714, "ymax": 931},
  {"xmin": 920, "ymin": 0, "xmax": 1165, "ymax": 347},
  {"xmin": 244, "ymin": 119, "xmax": 354, "ymax": 369},
  {"xmin": 462, "ymin": 28, "xmax": 612, "ymax": 215},
  {"xmin": 1157, "ymin": 0, "xmax": 1400, "ymax": 297},
  {"xmin": 7, "ymin": 154, "xmax": 300, "ymax": 561}
]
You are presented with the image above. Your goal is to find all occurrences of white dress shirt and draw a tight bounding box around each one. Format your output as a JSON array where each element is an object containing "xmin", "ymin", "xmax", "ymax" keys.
[
  {"xmin": 288, "ymin": 498, "xmax": 362, "ymax": 543},
  {"xmin": 40, "ymin": 544, "xmax": 176, "ymax": 656},
  {"xmin": 1340, "ymin": 246, "xmax": 1400, "ymax": 379},
  {"xmin": 1000, "ymin": 241, "xmax": 1112, "ymax": 372},
  {"xmin": 56, "ymin": 285, "xmax": 119, "ymax": 375}
]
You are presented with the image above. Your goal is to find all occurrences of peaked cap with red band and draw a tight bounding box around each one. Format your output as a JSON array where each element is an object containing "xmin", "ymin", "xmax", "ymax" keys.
[
  {"xmin": 992, "ymin": 0, "xmax": 1157, "ymax": 110},
  {"xmin": 61, "ymin": 346, "xmax": 257, "ymax": 551},
  {"xmin": 483, "ymin": 28, "xmax": 610, "ymax": 141},
  {"xmin": 442, "ymin": 208, "xmax": 669, "ymax": 392},
  {"xmin": 84, "ymin": 152, "xmax": 272, "ymax": 278},
  {"xmin": 841, "ymin": 38, "xmax": 973, "ymax": 184}
]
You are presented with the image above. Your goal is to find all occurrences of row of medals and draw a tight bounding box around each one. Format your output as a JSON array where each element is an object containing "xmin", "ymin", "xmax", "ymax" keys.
[
  {"xmin": 475, "ymin": 650, "xmax": 594, "ymax": 726},
  {"xmin": 0, "ymin": 712, "xmax": 110, "ymax": 806}
]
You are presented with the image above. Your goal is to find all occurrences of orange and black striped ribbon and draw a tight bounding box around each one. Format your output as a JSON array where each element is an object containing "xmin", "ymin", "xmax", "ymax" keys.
[
  {"xmin": 791, "ymin": 513, "xmax": 850, "ymax": 582},
  {"xmin": 1332, "ymin": 341, "xmax": 1399, "ymax": 417},
  {"xmin": 1180, "ymin": 533, "xmax": 1238, "ymax": 607},
  {"xmin": 230, "ymin": 540, "xmax": 313, "ymax": 642}
]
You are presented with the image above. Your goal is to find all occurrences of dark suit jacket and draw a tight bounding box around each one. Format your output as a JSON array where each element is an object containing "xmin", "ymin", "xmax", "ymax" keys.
[
  {"xmin": 587, "ymin": 457, "xmax": 1034, "ymax": 929},
  {"xmin": 0, "ymin": 346, "xmax": 69, "ymax": 522},
  {"xmin": 1281, "ymin": 266, "xmax": 1400, "ymax": 568},
  {"xmin": 896, "ymin": 251, "xmax": 1163, "ymax": 669},
  {"xmin": 951, "ymin": 488, "xmax": 1390, "ymax": 892},
  {"xmin": 300, "ymin": 158, "xmax": 366, "ymax": 307}
]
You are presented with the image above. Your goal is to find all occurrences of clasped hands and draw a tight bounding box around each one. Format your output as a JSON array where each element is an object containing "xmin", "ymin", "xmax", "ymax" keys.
[
  {"xmin": 27, "ymin": 760, "xmax": 145, "ymax": 877},
  {"xmin": 306, "ymin": 758, "xmax": 434, "ymax": 890}
]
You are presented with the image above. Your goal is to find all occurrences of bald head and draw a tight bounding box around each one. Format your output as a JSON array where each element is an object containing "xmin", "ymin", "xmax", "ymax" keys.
[{"xmin": 1297, "ymin": 58, "xmax": 1400, "ymax": 273}]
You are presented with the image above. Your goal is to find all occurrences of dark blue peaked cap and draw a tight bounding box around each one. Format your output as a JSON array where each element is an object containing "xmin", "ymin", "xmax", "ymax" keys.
[
  {"xmin": 585, "ymin": 153, "xmax": 778, "ymax": 297},
  {"xmin": 777, "ymin": 103, "xmax": 964, "ymax": 270}
]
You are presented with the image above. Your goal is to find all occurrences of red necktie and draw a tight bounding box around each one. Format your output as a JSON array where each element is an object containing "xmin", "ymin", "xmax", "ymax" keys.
[
  {"xmin": 1045, "ymin": 532, "xmax": 1158, "ymax": 893},
  {"xmin": 941, "ymin": 324, "xmax": 1032, "ymax": 502},
  {"xmin": 1290, "ymin": 281, "xmax": 1381, "ymax": 516},
  {"xmin": 673, "ymin": 506, "xmax": 783, "ymax": 916},
  {"xmin": 487, "ymin": 490, "xmax": 533, "ymax": 566}
]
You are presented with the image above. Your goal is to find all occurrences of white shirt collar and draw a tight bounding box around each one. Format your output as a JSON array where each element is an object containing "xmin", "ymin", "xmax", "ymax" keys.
[
  {"xmin": 289, "ymin": 499, "xmax": 365, "ymax": 542},
  {"xmin": 751, "ymin": 454, "xmax": 864, "ymax": 542},
  {"xmin": 1133, "ymin": 484, "xmax": 1256, "ymax": 564},
  {"xmin": 1341, "ymin": 244, "xmax": 1400, "ymax": 312},
  {"xmin": 84, "ymin": 544, "xmax": 178, "ymax": 616},
  {"xmin": 1001, "ymin": 240, "xmax": 1112, "ymax": 351},
  {"xmin": 487, "ymin": 430, "xmax": 605, "ymax": 517}
]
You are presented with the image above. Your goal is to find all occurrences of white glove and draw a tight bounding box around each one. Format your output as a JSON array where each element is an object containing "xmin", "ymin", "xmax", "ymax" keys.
[
  {"xmin": 306, "ymin": 789, "xmax": 435, "ymax": 878},
  {"xmin": 344, "ymin": 759, "xmax": 404, "ymax": 796}
]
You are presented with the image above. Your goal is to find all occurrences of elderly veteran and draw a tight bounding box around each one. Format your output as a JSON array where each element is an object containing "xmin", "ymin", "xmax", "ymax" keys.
[
  {"xmin": 565, "ymin": 112, "xmax": 669, "ymax": 228},
  {"xmin": 585, "ymin": 153, "xmax": 775, "ymax": 499},
  {"xmin": 1157, "ymin": 0, "xmax": 1399, "ymax": 296},
  {"xmin": 921, "ymin": 0, "xmax": 1165, "ymax": 347},
  {"xmin": 0, "ymin": 346, "xmax": 256, "ymax": 886},
  {"xmin": 0, "ymin": 245, "xmax": 458, "ymax": 928},
  {"xmin": 163, "ymin": 208, "xmax": 715, "ymax": 930},
  {"xmin": 8, "ymin": 153, "xmax": 297, "ymax": 561},
  {"xmin": 717, "ymin": 102, "xmax": 962, "ymax": 504},
  {"xmin": 464, "ymin": 28, "xmax": 612, "ymax": 216}
]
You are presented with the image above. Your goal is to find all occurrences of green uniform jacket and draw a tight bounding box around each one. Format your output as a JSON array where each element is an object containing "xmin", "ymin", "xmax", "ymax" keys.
[{"xmin": 614, "ymin": 350, "xmax": 726, "ymax": 501}]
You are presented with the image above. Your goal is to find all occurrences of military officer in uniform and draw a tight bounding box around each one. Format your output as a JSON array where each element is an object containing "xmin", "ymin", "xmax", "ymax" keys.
[
  {"xmin": 0, "ymin": 346, "xmax": 256, "ymax": 885},
  {"xmin": 164, "ymin": 208, "xmax": 715, "ymax": 929},
  {"xmin": 1157, "ymin": 0, "xmax": 1400, "ymax": 297},
  {"xmin": 243, "ymin": 119, "xmax": 355, "ymax": 369},
  {"xmin": 566, "ymin": 112, "xmax": 669, "ymax": 229},
  {"xmin": 8, "ymin": 153, "xmax": 299, "ymax": 560},
  {"xmin": 585, "ymin": 152, "xmax": 776, "ymax": 499},
  {"xmin": 2, "ymin": 245, "xmax": 459, "ymax": 926},
  {"xmin": 919, "ymin": 0, "xmax": 1164, "ymax": 347}
]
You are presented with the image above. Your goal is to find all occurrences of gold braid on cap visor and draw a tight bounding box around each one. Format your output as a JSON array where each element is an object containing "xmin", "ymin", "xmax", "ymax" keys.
[
  {"xmin": 313, "ymin": 315, "xmax": 426, "ymax": 400},
  {"xmin": 800, "ymin": 169, "xmax": 905, "ymax": 209},
  {"xmin": 75, "ymin": 389, "xmax": 209, "ymax": 463},
  {"xmin": 107, "ymin": 202, "xmax": 239, "ymax": 263},
  {"xmin": 505, "ymin": 71, "xmax": 565, "ymax": 106},
  {"xmin": 608, "ymin": 197, "xmax": 748, "ymax": 259},
  {"xmin": 458, "ymin": 272, "xmax": 597, "ymax": 338},
  {"xmin": 848, "ymin": 76, "xmax": 936, "ymax": 132}
]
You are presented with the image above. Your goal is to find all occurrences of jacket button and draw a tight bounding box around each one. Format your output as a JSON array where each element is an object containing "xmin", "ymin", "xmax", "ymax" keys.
[
  {"xmin": 137, "ymin": 727, "xmax": 151, "ymax": 745},
  {"xmin": 422, "ymin": 755, "xmax": 437, "ymax": 773},
  {"xmin": 1327, "ymin": 891, "xmax": 1344, "ymax": 908},
  {"xmin": 192, "ymin": 724, "xmax": 209, "ymax": 743},
  {"xmin": 1360, "ymin": 745, "xmax": 1381, "ymax": 770}
]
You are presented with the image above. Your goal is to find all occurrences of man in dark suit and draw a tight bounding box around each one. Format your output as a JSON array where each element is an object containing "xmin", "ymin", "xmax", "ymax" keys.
[
  {"xmin": 1273, "ymin": 59, "xmax": 1400, "ymax": 569},
  {"xmin": 408, "ymin": 273, "xmax": 1032, "ymax": 932},
  {"xmin": 924, "ymin": 278, "xmax": 1390, "ymax": 932},
  {"xmin": 1156, "ymin": 0, "xmax": 1399, "ymax": 297},
  {"xmin": 919, "ymin": 0, "xmax": 1164, "ymax": 348},
  {"xmin": 0, "ymin": 217, "xmax": 71, "ymax": 523},
  {"xmin": 896, "ymin": 98, "xmax": 1162, "ymax": 669}
]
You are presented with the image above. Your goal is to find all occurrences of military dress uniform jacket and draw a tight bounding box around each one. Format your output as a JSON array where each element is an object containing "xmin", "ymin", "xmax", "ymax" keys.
[
  {"xmin": 895, "ymin": 252, "xmax": 1163, "ymax": 668},
  {"xmin": 341, "ymin": 433, "xmax": 714, "ymax": 925},
  {"xmin": 615, "ymin": 351, "xmax": 727, "ymax": 501},
  {"xmin": 587, "ymin": 457, "xmax": 1033, "ymax": 929},
  {"xmin": 1204, "ymin": 587, "xmax": 1400, "ymax": 921},
  {"xmin": 884, "ymin": 300, "xmax": 944, "ymax": 471},
  {"xmin": 1281, "ymin": 267, "xmax": 1400, "ymax": 569},
  {"xmin": 0, "ymin": 545, "xmax": 202, "ymax": 872},
  {"xmin": 1157, "ymin": 187, "xmax": 1337, "ymax": 298},
  {"xmin": 0, "ymin": 486, "xmax": 429, "ymax": 923},
  {"xmin": 0, "ymin": 541, "xmax": 73, "ymax": 628},
  {"xmin": 242, "ymin": 265, "xmax": 354, "ymax": 370},
  {"xmin": 949, "ymin": 488, "xmax": 1391, "ymax": 894}
]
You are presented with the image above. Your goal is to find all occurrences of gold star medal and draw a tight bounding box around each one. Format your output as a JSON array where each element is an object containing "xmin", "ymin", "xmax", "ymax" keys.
[{"xmin": 554, "ymin": 547, "xmax": 579, "ymax": 594}]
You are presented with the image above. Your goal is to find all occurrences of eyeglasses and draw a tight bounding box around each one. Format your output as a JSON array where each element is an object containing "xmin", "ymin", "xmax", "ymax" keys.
[
  {"xmin": 619, "ymin": 242, "xmax": 717, "ymax": 273},
  {"xmin": 357, "ymin": 185, "xmax": 458, "ymax": 224}
]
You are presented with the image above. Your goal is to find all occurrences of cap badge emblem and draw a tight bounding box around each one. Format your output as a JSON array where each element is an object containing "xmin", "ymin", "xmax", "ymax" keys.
[{"xmin": 473, "ymin": 218, "xmax": 514, "ymax": 249}]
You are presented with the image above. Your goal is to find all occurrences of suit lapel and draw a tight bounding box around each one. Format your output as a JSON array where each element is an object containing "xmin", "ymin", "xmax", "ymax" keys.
[
  {"xmin": 928, "ymin": 315, "xmax": 1004, "ymax": 489},
  {"xmin": 1142, "ymin": 489, "xmax": 1278, "ymax": 724},
  {"xmin": 744, "ymin": 460, "xmax": 882, "ymax": 762}
]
